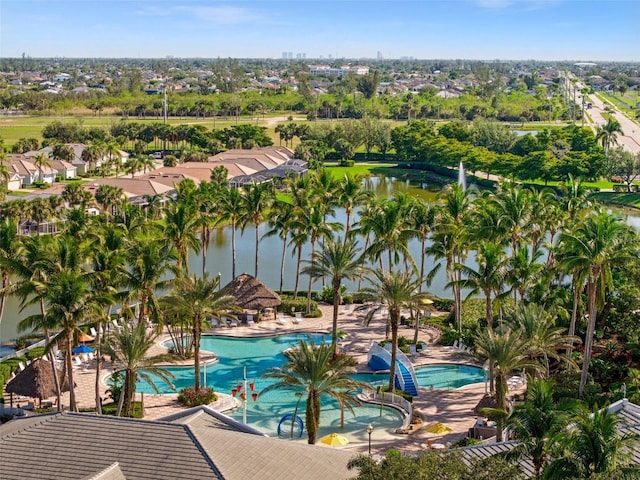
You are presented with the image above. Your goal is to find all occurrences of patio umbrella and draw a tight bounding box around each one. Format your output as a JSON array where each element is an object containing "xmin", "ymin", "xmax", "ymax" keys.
[
  {"xmin": 425, "ymin": 422, "xmax": 453, "ymax": 434},
  {"xmin": 72, "ymin": 344, "xmax": 94, "ymax": 354},
  {"xmin": 319, "ymin": 432, "xmax": 349, "ymax": 447},
  {"xmin": 77, "ymin": 332, "xmax": 94, "ymax": 343},
  {"xmin": 5, "ymin": 358, "xmax": 70, "ymax": 401}
]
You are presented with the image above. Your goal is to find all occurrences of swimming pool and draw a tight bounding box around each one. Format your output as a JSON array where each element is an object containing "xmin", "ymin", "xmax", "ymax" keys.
[{"xmin": 135, "ymin": 334, "xmax": 482, "ymax": 439}]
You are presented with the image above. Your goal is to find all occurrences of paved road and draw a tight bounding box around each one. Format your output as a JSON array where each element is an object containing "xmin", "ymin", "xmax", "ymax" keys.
[{"xmin": 565, "ymin": 72, "xmax": 640, "ymax": 154}]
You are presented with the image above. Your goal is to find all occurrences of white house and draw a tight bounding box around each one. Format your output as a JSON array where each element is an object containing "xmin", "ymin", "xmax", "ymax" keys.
[{"xmin": 7, "ymin": 154, "xmax": 57, "ymax": 185}]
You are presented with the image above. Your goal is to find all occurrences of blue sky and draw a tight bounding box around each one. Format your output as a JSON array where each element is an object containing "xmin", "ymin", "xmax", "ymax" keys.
[{"xmin": 1, "ymin": 0, "xmax": 638, "ymax": 60}]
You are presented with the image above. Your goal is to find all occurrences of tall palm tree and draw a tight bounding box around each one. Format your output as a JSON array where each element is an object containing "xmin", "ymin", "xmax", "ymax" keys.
[
  {"xmin": 473, "ymin": 327, "xmax": 541, "ymax": 441},
  {"xmin": 337, "ymin": 173, "xmax": 373, "ymax": 232},
  {"xmin": 427, "ymin": 183, "xmax": 471, "ymax": 333},
  {"xmin": 410, "ymin": 199, "xmax": 436, "ymax": 292},
  {"xmin": 162, "ymin": 200, "xmax": 201, "ymax": 274},
  {"xmin": 360, "ymin": 270, "xmax": 426, "ymax": 392},
  {"xmin": 263, "ymin": 199, "xmax": 295, "ymax": 293},
  {"xmin": 218, "ymin": 187, "xmax": 244, "ymax": 279},
  {"xmin": 20, "ymin": 267, "xmax": 112, "ymax": 412},
  {"xmin": 291, "ymin": 204, "xmax": 341, "ymax": 313},
  {"xmin": 80, "ymin": 141, "xmax": 104, "ymax": 174},
  {"xmin": 103, "ymin": 321, "xmax": 175, "ymax": 417},
  {"xmin": 239, "ymin": 181, "xmax": 273, "ymax": 278},
  {"xmin": 558, "ymin": 211, "xmax": 636, "ymax": 398},
  {"xmin": 302, "ymin": 236, "xmax": 366, "ymax": 356},
  {"xmin": 88, "ymin": 223, "xmax": 127, "ymax": 414},
  {"xmin": 544, "ymin": 406, "xmax": 640, "ymax": 479},
  {"xmin": 458, "ymin": 241, "xmax": 509, "ymax": 330},
  {"xmin": 596, "ymin": 117, "xmax": 623, "ymax": 156},
  {"xmin": 506, "ymin": 378, "xmax": 577, "ymax": 478},
  {"xmin": 261, "ymin": 339, "xmax": 369, "ymax": 444},
  {"xmin": 124, "ymin": 233, "xmax": 178, "ymax": 325},
  {"xmin": 0, "ymin": 219, "xmax": 19, "ymax": 330},
  {"xmin": 161, "ymin": 274, "xmax": 238, "ymax": 391}
]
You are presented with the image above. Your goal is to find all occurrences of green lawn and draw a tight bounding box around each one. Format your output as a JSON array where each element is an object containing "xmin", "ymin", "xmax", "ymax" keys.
[{"xmin": 590, "ymin": 191, "xmax": 640, "ymax": 208}]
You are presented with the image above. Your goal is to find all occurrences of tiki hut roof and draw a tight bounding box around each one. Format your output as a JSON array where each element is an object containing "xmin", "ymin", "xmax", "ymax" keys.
[
  {"xmin": 6, "ymin": 358, "xmax": 69, "ymax": 400},
  {"xmin": 221, "ymin": 273, "xmax": 281, "ymax": 310}
]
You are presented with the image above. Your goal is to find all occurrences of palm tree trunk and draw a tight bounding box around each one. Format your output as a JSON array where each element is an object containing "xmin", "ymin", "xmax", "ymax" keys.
[
  {"xmin": 306, "ymin": 240, "xmax": 316, "ymax": 314},
  {"xmin": 201, "ymin": 227, "xmax": 208, "ymax": 278},
  {"xmin": 306, "ymin": 390, "xmax": 320, "ymax": 444},
  {"xmin": 331, "ymin": 281, "xmax": 341, "ymax": 357},
  {"xmin": 294, "ymin": 245, "xmax": 302, "ymax": 299},
  {"xmin": 567, "ymin": 278, "xmax": 581, "ymax": 358},
  {"xmin": 194, "ymin": 319, "xmax": 201, "ymax": 391},
  {"xmin": 579, "ymin": 279, "xmax": 597, "ymax": 399},
  {"xmin": 495, "ymin": 375, "xmax": 507, "ymax": 442},
  {"xmin": 231, "ymin": 220, "xmax": 237, "ymax": 279},
  {"xmin": 66, "ymin": 331, "xmax": 77, "ymax": 412},
  {"xmin": 254, "ymin": 223, "xmax": 259, "ymax": 278},
  {"xmin": 388, "ymin": 314, "xmax": 399, "ymax": 392},
  {"xmin": 279, "ymin": 234, "xmax": 287, "ymax": 294}
]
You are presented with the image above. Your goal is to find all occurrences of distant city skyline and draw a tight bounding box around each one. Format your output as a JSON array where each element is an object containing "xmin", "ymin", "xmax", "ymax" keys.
[{"xmin": 1, "ymin": 0, "xmax": 638, "ymax": 61}]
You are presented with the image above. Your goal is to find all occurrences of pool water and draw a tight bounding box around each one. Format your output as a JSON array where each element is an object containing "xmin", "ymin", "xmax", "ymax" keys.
[{"xmin": 135, "ymin": 334, "xmax": 482, "ymax": 440}]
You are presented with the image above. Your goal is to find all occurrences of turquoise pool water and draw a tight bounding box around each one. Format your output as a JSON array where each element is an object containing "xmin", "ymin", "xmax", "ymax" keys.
[{"xmin": 135, "ymin": 334, "xmax": 482, "ymax": 439}]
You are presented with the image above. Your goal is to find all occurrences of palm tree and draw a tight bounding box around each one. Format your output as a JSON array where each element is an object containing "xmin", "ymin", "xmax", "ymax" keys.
[
  {"xmin": 504, "ymin": 304, "xmax": 578, "ymax": 378},
  {"xmin": 20, "ymin": 267, "xmax": 112, "ymax": 412},
  {"xmin": 506, "ymin": 378, "xmax": 576, "ymax": 478},
  {"xmin": 103, "ymin": 321, "xmax": 175, "ymax": 417},
  {"xmin": 239, "ymin": 181, "xmax": 273, "ymax": 278},
  {"xmin": 458, "ymin": 241, "xmax": 508, "ymax": 330},
  {"xmin": 261, "ymin": 339, "xmax": 369, "ymax": 444},
  {"xmin": 80, "ymin": 141, "xmax": 104, "ymax": 174},
  {"xmin": 162, "ymin": 200, "xmax": 201, "ymax": 274},
  {"xmin": 360, "ymin": 270, "xmax": 426, "ymax": 392},
  {"xmin": 104, "ymin": 140, "xmax": 122, "ymax": 177},
  {"xmin": 544, "ymin": 406, "xmax": 640, "ymax": 479},
  {"xmin": 94, "ymin": 184, "xmax": 125, "ymax": 218},
  {"xmin": 427, "ymin": 184, "xmax": 471, "ymax": 333},
  {"xmin": 263, "ymin": 199, "xmax": 295, "ymax": 293},
  {"xmin": 88, "ymin": 223, "xmax": 126, "ymax": 414},
  {"xmin": 0, "ymin": 219, "xmax": 19, "ymax": 330},
  {"xmin": 596, "ymin": 117, "xmax": 623, "ymax": 156},
  {"xmin": 337, "ymin": 173, "xmax": 373, "ymax": 232},
  {"xmin": 161, "ymin": 274, "xmax": 238, "ymax": 391},
  {"xmin": 124, "ymin": 233, "xmax": 178, "ymax": 325},
  {"xmin": 32, "ymin": 152, "xmax": 52, "ymax": 182},
  {"xmin": 302, "ymin": 236, "xmax": 366, "ymax": 356},
  {"xmin": 218, "ymin": 187, "xmax": 243, "ymax": 279},
  {"xmin": 410, "ymin": 199, "xmax": 436, "ymax": 292},
  {"xmin": 473, "ymin": 327, "xmax": 542, "ymax": 441},
  {"xmin": 558, "ymin": 211, "xmax": 637, "ymax": 398},
  {"xmin": 291, "ymin": 204, "xmax": 341, "ymax": 313}
]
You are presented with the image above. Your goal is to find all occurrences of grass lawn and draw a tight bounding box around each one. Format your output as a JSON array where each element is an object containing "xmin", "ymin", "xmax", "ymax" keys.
[
  {"xmin": 325, "ymin": 163, "xmax": 399, "ymax": 179},
  {"xmin": 591, "ymin": 191, "xmax": 640, "ymax": 209},
  {"xmin": 101, "ymin": 401, "xmax": 144, "ymax": 418}
]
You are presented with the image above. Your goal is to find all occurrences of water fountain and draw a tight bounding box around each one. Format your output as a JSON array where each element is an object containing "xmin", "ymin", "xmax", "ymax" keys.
[{"xmin": 458, "ymin": 161, "xmax": 467, "ymax": 191}]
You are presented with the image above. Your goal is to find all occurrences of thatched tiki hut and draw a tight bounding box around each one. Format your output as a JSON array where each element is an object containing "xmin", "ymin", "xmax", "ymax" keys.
[
  {"xmin": 5, "ymin": 358, "xmax": 70, "ymax": 407},
  {"xmin": 221, "ymin": 273, "xmax": 281, "ymax": 321}
]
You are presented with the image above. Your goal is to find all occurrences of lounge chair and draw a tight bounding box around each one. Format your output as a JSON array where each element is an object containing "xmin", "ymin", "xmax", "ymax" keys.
[
  {"xmin": 246, "ymin": 314, "xmax": 255, "ymax": 325},
  {"xmin": 292, "ymin": 312, "xmax": 303, "ymax": 324},
  {"xmin": 277, "ymin": 313, "xmax": 287, "ymax": 325},
  {"xmin": 18, "ymin": 362, "xmax": 25, "ymax": 371},
  {"xmin": 340, "ymin": 304, "xmax": 353, "ymax": 314},
  {"xmin": 90, "ymin": 327, "xmax": 98, "ymax": 337},
  {"xmin": 452, "ymin": 340, "xmax": 459, "ymax": 349}
]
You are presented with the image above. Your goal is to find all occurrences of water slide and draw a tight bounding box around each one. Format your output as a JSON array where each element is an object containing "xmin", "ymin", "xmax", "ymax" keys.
[{"xmin": 367, "ymin": 343, "xmax": 419, "ymax": 396}]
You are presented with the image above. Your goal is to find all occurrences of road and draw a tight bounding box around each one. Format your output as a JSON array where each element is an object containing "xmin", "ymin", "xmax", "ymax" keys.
[{"xmin": 564, "ymin": 72, "xmax": 640, "ymax": 154}]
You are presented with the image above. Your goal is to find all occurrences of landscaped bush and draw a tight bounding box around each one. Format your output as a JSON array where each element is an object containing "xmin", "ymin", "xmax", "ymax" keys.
[
  {"xmin": 432, "ymin": 298, "xmax": 454, "ymax": 312},
  {"xmin": 25, "ymin": 346, "xmax": 46, "ymax": 361},
  {"xmin": 177, "ymin": 386, "xmax": 216, "ymax": 407},
  {"xmin": 279, "ymin": 296, "xmax": 321, "ymax": 317}
]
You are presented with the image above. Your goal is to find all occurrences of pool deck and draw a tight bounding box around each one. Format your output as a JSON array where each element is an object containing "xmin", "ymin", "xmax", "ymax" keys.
[{"xmin": 33, "ymin": 305, "xmax": 524, "ymax": 457}]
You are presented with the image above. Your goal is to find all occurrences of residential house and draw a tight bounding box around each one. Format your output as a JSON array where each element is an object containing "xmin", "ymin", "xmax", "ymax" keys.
[
  {"xmin": 7, "ymin": 154, "xmax": 57, "ymax": 185},
  {"xmin": 26, "ymin": 144, "xmax": 129, "ymax": 175}
]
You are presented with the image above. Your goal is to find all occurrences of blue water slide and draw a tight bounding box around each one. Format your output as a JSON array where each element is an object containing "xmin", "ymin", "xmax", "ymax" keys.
[{"xmin": 367, "ymin": 343, "xmax": 419, "ymax": 396}]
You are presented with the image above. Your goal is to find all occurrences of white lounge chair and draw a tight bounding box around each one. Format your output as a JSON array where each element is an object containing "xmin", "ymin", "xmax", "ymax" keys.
[
  {"xmin": 246, "ymin": 314, "xmax": 255, "ymax": 325},
  {"xmin": 452, "ymin": 340, "xmax": 459, "ymax": 349},
  {"xmin": 90, "ymin": 327, "xmax": 98, "ymax": 337},
  {"xmin": 277, "ymin": 313, "xmax": 287, "ymax": 325},
  {"xmin": 228, "ymin": 319, "xmax": 239, "ymax": 328},
  {"xmin": 292, "ymin": 312, "xmax": 303, "ymax": 324},
  {"xmin": 18, "ymin": 362, "xmax": 26, "ymax": 371}
]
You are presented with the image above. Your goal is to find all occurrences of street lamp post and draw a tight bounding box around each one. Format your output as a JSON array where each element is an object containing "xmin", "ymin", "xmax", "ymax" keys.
[{"xmin": 367, "ymin": 424, "xmax": 374, "ymax": 455}]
